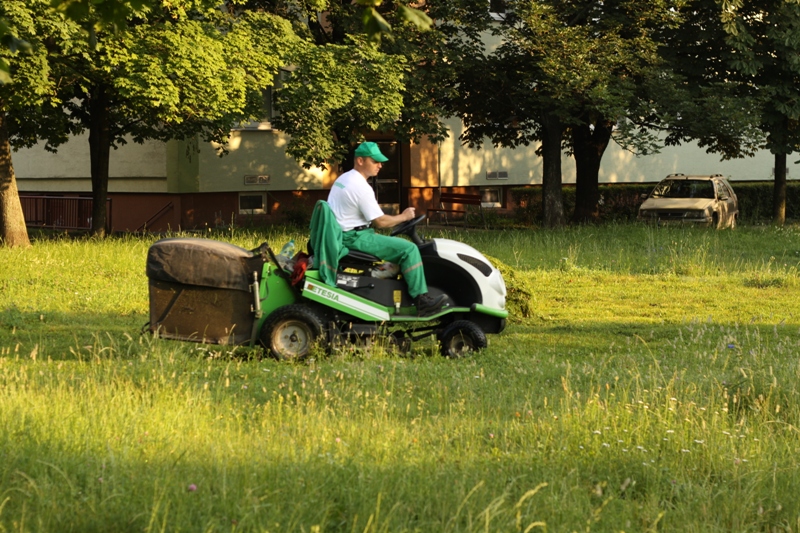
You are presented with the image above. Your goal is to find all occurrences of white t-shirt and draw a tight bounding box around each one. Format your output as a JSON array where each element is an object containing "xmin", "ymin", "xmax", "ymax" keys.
[{"xmin": 327, "ymin": 169, "xmax": 385, "ymax": 232}]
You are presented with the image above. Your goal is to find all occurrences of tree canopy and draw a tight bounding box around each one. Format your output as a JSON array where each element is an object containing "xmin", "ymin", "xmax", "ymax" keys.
[
  {"xmin": 3, "ymin": 0, "xmax": 797, "ymax": 242},
  {"xmin": 1, "ymin": 0, "xmax": 435, "ymax": 241},
  {"xmin": 437, "ymin": 0, "xmax": 688, "ymax": 226},
  {"xmin": 0, "ymin": 0, "xmax": 69, "ymax": 247},
  {"xmin": 3, "ymin": 0, "xmax": 300, "ymax": 237}
]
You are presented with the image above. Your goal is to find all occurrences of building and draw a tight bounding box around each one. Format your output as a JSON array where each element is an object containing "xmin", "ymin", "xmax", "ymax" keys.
[{"xmin": 12, "ymin": 114, "xmax": 777, "ymax": 232}]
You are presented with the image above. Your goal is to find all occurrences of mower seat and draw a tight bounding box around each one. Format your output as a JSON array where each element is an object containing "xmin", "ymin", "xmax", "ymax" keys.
[
  {"xmin": 306, "ymin": 243, "xmax": 380, "ymax": 265},
  {"xmin": 342, "ymin": 250, "xmax": 380, "ymax": 263}
]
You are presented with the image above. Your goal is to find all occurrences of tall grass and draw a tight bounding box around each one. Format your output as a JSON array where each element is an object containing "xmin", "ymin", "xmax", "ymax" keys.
[{"xmin": 1, "ymin": 223, "xmax": 799, "ymax": 531}]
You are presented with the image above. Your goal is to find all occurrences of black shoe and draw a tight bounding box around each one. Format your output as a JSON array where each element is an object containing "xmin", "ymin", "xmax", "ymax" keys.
[{"xmin": 416, "ymin": 293, "xmax": 447, "ymax": 317}]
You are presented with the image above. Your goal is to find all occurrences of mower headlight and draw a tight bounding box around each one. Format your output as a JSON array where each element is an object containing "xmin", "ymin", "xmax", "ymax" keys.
[{"xmin": 488, "ymin": 270, "xmax": 507, "ymax": 306}]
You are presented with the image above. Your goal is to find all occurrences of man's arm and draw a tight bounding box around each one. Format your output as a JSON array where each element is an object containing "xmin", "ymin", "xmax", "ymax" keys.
[{"xmin": 371, "ymin": 207, "xmax": 417, "ymax": 229}]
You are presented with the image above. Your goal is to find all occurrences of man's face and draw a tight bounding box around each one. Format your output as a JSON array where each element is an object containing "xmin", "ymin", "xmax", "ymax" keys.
[{"xmin": 355, "ymin": 156, "xmax": 383, "ymax": 178}]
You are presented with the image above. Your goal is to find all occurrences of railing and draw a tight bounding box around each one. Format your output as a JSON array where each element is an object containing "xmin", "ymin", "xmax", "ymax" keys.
[
  {"xmin": 137, "ymin": 201, "xmax": 174, "ymax": 232},
  {"xmin": 20, "ymin": 195, "xmax": 112, "ymax": 233}
]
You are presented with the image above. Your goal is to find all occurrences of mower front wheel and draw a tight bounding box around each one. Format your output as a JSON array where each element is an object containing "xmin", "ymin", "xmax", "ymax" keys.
[
  {"xmin": 438, "ymin": 320, "xmax": 487, "ymax": 358},
  {"xmin": 260, "ymin": 304, "xmax": 327, "ymax": 361}
]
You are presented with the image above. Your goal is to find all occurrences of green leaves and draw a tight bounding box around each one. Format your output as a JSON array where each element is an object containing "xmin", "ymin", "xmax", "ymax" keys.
[
  {"xmin": 97, "ymin": 11, "xmax": 298, "ymax": 146},
  {"xmin": 396, "ymin": 5, "xmax": 433, "ymax": 31},
  {"xmin": 361, "ymin": 7, "xmax": 392, "ymax": 41},
  {"xmin": 49, "ymin": 0, "xmax": 151, "ymax": 34},
  {"xmin": 0, "ymin": 17, "xmax": 32, "ymax": 84},
  {"xmin": 273, "ymin": 37, "xmax": 406, "ymax": 167},
  {"xmin": 356, "ymin": 0, "xmax": 432, "ymax": 42}
]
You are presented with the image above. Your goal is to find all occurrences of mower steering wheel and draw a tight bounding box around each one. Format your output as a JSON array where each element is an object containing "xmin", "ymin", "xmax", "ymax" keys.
[
  {"xmin": 390, "ymin": 214, "xmax": 426, "ymax": 237},
  {"xmin": 390, "ymin": 214, "xmax": 426, "ymax": 246}
]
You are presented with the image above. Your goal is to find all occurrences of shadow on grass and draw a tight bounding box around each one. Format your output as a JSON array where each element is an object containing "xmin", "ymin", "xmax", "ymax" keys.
[
  {"xmin": 0, "ymin": 306, "xmax": 271, "ymax": 363},
  {"xmin": 1, "ymin": 307, "xmax": 152, "ymax": 361},
  {"xmin": 0, "ymin": 435, "xmax": 795, "ymax": 532}
]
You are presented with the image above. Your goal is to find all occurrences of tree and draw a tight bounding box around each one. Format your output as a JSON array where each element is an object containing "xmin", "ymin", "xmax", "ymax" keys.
[
  {"xmin": 0, "ymin": 112, "xmax": 28, "ymax": 247},
  {"xmin": 265, "ymin": 0, "xmax": 446, "ymax": 167},
  {"xmin": 0, "ymin": 0, "xmax": 70, "ymax": 247},
  {"xmin": 656, "ymin": 0, "xmax": 800, "ymax": 225},
  {"xmin": 717, "ymin": 0, "xmax": 800, "ymax": 225},
  {"xmin": 27, "ymin": 1, "xmax": 297, "ymax": 236},
  {"xmin": 4, "ymin": 0, "xmax": 434, "ymax": 243},
  {"xmin": 439, "ymin": 0, "xmax": 687, "ymax": 226},
  {"xmin": 43, "ymin": 0, "xmax": 433, "ymax": 230}
]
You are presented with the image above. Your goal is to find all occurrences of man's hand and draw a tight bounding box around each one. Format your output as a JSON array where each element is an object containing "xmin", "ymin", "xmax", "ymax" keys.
[{"xmin": 372, "ymin": 207, "xmax": 416, "ymax": 229}]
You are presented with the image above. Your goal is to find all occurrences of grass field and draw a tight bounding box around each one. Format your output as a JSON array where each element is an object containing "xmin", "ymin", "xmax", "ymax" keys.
[{"xmin": 1, "ymin": 223, "xmax": 800, "ymax": 532}]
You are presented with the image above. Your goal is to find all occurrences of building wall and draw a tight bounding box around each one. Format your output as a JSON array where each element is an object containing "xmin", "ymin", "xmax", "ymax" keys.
[
  {"xmin": 11, "ymin": 118, "xmax": 785, "ymax": 231},
  {"xmin": 199, "ymin": 129, "xmax": 333, "ymax": 192},
  {"xmin": 439, "ymin": 117, "xmax": 779, "ymax": 188},
  {"xmin": 14, "ymin": 133, "xmax": 169, "ymax": 193}
]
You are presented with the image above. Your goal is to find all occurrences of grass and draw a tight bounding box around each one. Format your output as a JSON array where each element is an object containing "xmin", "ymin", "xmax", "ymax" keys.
[{"xmin": 1, "ymin": 223, "xmax": 800, "ymax": 532}]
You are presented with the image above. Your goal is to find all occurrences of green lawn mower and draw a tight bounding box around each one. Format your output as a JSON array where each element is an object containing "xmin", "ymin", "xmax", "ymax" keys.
[{"xmin": 145, "ymin": 217, "xmax": 508, "ymax": 359}]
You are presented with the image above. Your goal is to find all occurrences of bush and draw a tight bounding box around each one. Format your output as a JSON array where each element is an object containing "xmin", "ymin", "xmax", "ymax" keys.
[
  {"xmin": 510, "ymin": 184, "xmax": 653, "ymax": 224},
  {"xmin": 732, "ymin": 181, "xmax": 800, "ymax": 221},
  {"xmin": 510, "ymin": 181, "xmax": 800, "ymax": 223}
]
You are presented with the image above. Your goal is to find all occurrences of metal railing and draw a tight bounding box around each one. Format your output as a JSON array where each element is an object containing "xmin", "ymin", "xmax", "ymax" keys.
[
  {"xmin": 20, "ymin": 195, "xmax": 112, "ymax": 232},
  {"xmin": 137, "ymin": 201, "xmax": 174, "ymax": 232}
]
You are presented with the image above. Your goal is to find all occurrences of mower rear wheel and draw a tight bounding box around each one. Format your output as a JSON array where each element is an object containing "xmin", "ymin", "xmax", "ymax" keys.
[
  {"xmin": 438, "ymin": 320, "xmax": 487, "ymax": 358},
  {"xmin": 260, "ymin": 304, "xmax": 327, "ymax": 361}
]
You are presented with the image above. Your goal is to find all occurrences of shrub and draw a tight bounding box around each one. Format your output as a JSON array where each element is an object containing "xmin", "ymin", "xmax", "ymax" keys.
[
  {"xmin": 510, "ymin": 184, "xmax": 652, "ymax": 224},
  {"xmin": 510, "ymin": 181, "xmax": 800, "ymax": 223},
  {"xmin": 732, "ymin": 181, "xmax": 800, "ymax": 221}
]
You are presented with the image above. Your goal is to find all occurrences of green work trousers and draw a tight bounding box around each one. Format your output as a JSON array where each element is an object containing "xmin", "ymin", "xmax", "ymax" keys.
[{"xmin": 341, "ymin": 229, "xmax": 427, "ymax": 298}]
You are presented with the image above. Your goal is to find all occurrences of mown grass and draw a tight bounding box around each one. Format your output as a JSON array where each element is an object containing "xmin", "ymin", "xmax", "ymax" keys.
[{"xmin": 1, "ymin": 223, "xmax": 799, "ymax": 532}]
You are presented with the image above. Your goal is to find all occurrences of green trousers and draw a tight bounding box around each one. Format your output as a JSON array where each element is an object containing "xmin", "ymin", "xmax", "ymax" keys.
[{"xmin": 341, "ymin": 229, "xmax": 427, "ymax": 298}]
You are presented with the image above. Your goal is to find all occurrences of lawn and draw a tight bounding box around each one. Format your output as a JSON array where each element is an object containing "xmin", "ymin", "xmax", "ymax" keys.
[{"xmin": 1, "ymin": 223, "xmax": 799, "ymax": 532}]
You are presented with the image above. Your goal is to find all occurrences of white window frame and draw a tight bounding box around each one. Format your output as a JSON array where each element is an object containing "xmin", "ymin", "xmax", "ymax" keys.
[
  {"xmin": 239, "ymin": 192, "xmax": 267, "ymax": 215},
  {"xmin": 480, "ymin": 187, "xmax": 502, "ymax": 208},
  {"xmin": 489, "ymin": 0, "xmax": 507, "ymax": 20}
]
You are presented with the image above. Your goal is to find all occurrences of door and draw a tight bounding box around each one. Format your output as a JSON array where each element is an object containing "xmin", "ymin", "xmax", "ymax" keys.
[{"xmin": 373, "ymin": 141, "xmax": 401, "ymax": 215}]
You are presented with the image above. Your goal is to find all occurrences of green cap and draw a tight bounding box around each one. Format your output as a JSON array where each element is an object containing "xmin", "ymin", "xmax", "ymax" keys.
[{"xmin": 354, "ymin": 142, "xmax": 389, "ymax": 163}]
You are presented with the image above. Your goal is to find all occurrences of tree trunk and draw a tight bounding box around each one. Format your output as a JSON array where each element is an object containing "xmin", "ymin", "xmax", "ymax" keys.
[
  {"xmin": 89, "ymin": 85, "xmax": 112, "ymax": 237},
  {"xmin": 0, "ymin": 112, "xmax": 31, "ymax": 248},
  {"xmin": 572, "ymin": 117, "xmax": 613, "ymax": 224},
  {"xmin": 540, "ymin": 113, "xmax": 565, "ymax": 228},
  {"xmin": 773, "ymin": 152, "xmax": 787, "ymax": 226}
]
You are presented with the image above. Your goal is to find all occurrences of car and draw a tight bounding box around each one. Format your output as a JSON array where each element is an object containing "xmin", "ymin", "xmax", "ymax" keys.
[{"xmin": 637, "ymin": 174, "xmax": 739, "ymax": 229}]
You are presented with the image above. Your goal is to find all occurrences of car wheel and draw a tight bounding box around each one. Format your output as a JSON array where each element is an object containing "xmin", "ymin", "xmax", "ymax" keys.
[
  {"xmin": 260, "ymin": 304, "xmax": 327, "ymax": 361},
  {"xmin": 438, "ymin": 320, "xmax": 487, "ymax": 358},
  {"xmin": 712, "ymin": 213, "xmax": 720, "ymax": 229}
]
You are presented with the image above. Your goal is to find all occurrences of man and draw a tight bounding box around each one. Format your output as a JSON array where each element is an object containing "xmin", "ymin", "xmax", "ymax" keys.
[{"xmin": 327, "ymin": 141, "xmax": 446, "ymax": 316}]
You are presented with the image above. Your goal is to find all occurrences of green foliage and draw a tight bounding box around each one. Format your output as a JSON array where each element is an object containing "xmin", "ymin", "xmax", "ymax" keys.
[
  {"xmin": 274, "ymin": 37, "xmax": 406, "ymax": 167},
  {"xmin": 0, "ymin": 16, "xmax": 31, "ymax": 84},
  {"xmin": 0, "ymin": 0, "xmax": 63, "ymax": 111},
  {"xmin": 449, "ymin": 0, "xmax": 686, "ymax": 148},
  {"xmin": 105, "ymin": 11, "xmax": 297, "ymax": 145},
  {"xmin": 49, "ymin": 0, "xmax": 151, "ymax": 34},
  {"xmin": 658, "ymin": 0, "xmax": 769, "ymax": 158},
  {"xmin": 731, "ymin": 181, "xmax": 800, "ymax": 221},
  {"xmin": 511, "ymin": 184, "xmax": 654, "ymax": 224}
]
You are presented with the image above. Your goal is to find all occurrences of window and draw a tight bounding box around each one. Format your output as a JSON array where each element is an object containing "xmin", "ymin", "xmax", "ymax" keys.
[
  {"xmin": 490, "ymin": 0, "xmax": 507, "ymax": 20},
  {"xmin": 239, "ymin": 192, "xmax": 267, "ymax": 215},
  {"xmin": 234, "ymin": 69, "xmax": 291, "ymax": 130},
  {"xmin": 481, "ymin": 187, "xmax": 502, "ymax": 208}
]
